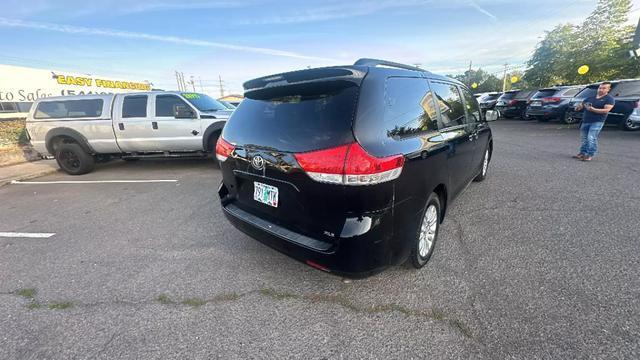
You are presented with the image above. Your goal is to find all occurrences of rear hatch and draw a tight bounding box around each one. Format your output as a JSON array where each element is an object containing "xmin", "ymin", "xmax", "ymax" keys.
[
  {"xmin": 218, "ymin": 69, "xmax": 373, "ymax": 245},
  {"xmin": 529, "ymin": 88, "xmax": 560, "ymax": 107},
  {"xmin": 496, "ymin": 91, "xmax": 518, "ymax": 106}
]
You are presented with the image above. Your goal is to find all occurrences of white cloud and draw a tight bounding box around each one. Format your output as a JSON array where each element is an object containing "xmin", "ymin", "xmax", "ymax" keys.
[
  {"xmin": 469, "ymin": 1, "xmax": 498, "ymax": 21},
  {"xmin": 0, "ymin": 17, "xmax": 337, "ymax": 62}
]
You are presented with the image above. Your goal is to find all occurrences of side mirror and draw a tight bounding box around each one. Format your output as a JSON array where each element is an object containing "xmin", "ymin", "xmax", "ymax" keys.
[
  {"xmin": 485, "ymin": 109, "xmax": 498, "ymax": 122},
  {"xmin": 174, "ymin": 105, "xmax": 195, "ymax": 119}
]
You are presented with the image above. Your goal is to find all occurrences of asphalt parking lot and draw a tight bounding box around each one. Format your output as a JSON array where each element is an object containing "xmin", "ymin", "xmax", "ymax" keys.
[{"xmin": 1, "ymin": 120, "xmax": 639, "ymax": 359}]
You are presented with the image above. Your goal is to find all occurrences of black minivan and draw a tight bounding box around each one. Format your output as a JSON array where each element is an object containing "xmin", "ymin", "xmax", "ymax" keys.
[{"xmin": 217, "ymin": 59, "xmax": 494, "ymax": 277}]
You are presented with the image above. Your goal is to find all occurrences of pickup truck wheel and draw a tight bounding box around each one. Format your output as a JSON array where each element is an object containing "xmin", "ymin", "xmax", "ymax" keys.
[
  {"xmin": 55, "ymin": 143, "xmax": 95, "ymax": 175},
  {"xmin": 409, "ymin": 193, "xmax": 441, "ymax": 269}
]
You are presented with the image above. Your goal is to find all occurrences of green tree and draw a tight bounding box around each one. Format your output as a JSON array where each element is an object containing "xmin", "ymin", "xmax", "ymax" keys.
[
  {"xmin": 523, "ymin": 0, "xmax": 639, "ymax": 86},
  {"xmin": 449, "ymin": 68, "xmax": 503, "ymax": 93}
]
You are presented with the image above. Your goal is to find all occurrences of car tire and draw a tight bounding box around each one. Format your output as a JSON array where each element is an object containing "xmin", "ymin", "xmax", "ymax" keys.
[
  {"xmin": 410, "ymin": 192, "xmax": 441, "ymax": 269},
  {"xmin": 55, "ymin": 143, "xmax": 95, "ymax": 175},
  {"xmin": 473, "ymin": 147, "xmax": 490, "ymax": 182},
  {"xmin": 562, "ymin": 112, "xmax": 578, "ymax": 124},
  {"xmin": 620, "ymin": 117, "xmax": 640, "ymax": 131}
]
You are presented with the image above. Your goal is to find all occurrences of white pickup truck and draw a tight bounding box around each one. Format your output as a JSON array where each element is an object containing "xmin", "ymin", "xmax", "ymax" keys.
[{"xmin": 26, "ymin": 91, "xmax": 232, "ymax": 174}]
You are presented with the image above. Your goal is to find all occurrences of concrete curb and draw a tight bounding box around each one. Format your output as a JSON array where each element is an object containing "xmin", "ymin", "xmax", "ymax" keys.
[{"xmin": 0, "ymin": 167, "xmax": 60, "ymax": 188}]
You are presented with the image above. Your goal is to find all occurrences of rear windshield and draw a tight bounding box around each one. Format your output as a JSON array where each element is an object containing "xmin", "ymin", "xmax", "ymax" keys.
[
  {"xmin": 532, "ymin": 89, "xmax": 558, "ymax": 99},
  {"xmin": 575, "ymin": 86, "xmax": 597, "ymax": 99},
  {"xmin": 34, "ymin": 99, "xmax": 103, "ymax": 119},
  {"xmin": 498, "ymin": 92, "xmax": 517, "ymax": 101},
  {"xmin": 514, "ymin": 90, "xmax": 534, "ymax": 100},
  {"xmin": 223, "ymin": 82, "xmax": 358, "ymax": 152},
  {"xmin": 483, "ymin": 94, "xmax": 501, "ymax": 100}
]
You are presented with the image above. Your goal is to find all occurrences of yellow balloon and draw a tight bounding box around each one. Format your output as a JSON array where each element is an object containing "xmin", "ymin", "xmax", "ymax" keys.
[
  {"xmin": 471, "ymin": 82, "xmax": 478, "ymax": 89},
  {"xmin": 510, "ymin": 76, "xmax": 519, "ymax": 83},
  {"xmin": 578, "ymin": 65, "xmax": 589, "ymax": 75}
]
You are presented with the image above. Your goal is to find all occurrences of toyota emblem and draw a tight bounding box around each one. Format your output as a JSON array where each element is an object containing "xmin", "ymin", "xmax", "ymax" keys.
[{"xmin": 251, "ymin": 155, "xmax": 265, "ymax": 170}]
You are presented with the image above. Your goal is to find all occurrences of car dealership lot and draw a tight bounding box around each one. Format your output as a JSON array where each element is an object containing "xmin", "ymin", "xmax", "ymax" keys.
[{"xmin": 1, "ymin": 120, "xmax": 639, "ymax": 359}]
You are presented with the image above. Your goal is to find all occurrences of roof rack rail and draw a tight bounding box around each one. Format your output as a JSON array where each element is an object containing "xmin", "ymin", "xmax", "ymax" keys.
[{"xmin": 354, "ymin": 58, "xmax": 424, "ymax": 72}]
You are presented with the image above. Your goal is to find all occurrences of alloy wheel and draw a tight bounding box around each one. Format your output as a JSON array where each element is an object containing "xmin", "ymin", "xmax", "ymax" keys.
[{"xmin": 418, "ymin": 205, "xmax": 438, "ymax": 258}]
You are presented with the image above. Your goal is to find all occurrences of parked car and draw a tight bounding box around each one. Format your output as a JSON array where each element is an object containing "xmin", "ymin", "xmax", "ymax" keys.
[
  {"xmin": 566, "ymin": 79, "xmax": 640, "ymax": 130},
  {"xmin": 478, "ymin": 92, "xmax": 502, "ymax": 112},
  {"xmin": 26, "ymin": 91, "xmax": 232, "ymax": 174},
  {"xmin": 495, "ymin": 89, "xmax": 535, "ymax": 119},
  {"xmin": 525, "ymin": 86, "xmax": 583, "ymax": 122},
  {"xmin": 218, "ymin": 100, "xmax": 237, "ymax": 110},
  {"xmin": 216, "ymin": 58, "xmax": 496, "ymax": 277}
]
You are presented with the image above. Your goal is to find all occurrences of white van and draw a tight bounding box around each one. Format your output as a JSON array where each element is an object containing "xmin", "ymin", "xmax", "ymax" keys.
[{"xmin": 26, "ymin": 92, "xmax": 231, "ymax": 174}]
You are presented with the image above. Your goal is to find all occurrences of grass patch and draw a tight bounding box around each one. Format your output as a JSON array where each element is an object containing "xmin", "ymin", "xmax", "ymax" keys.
[
  {"xmin": 260, "ymin": 288, "xmax": 299, "ymax": 300},
  {"xmin": 451, "ymin": 318, "xmax": 473, "ymax": 338},
  {"xmin": 156, "ymin": 294, "xmax": 174, "ymax": 305},
  {"xmin": 431, "ymin": 307, "xmax": 445, "ymax": 321},
  {"xmin": 48, "ymin": 302, "xmax": 73, "ymax": 310},
  {"xmin": 26, "ymin": 302, "xmax": 41, "ymax": 310},
  {"xmin": 0, "ymin": 119, "xmax": 28, "ymax": 148},
  {"xmin": 212, "ymin": 293, "xmax": 241, "ymax": 302},
  {"xmin": 181, "ymin": 298, "xmax": 207, "ymax": 307},
  {"xmin": 16, "ymin": 288, "xmax": 37, "ymax": 299}
]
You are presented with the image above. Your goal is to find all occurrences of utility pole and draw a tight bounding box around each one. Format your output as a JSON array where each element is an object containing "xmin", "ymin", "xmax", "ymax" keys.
[
  {"xmin": 218, "ymin": 75, "xmax": 225, "ymax": 98},
  {"xmin": 502, "ymin": 63, "xmax": 509, "ymax": 92},
  {"xmin": 175, "ymin": 71, "xmax": 183, "ymax": 91},
  {"xmin": 467, "ymin": 60, "xmax": 473, "ymax": 87},
  {"xmin": 189, "ymin": 76, "xmax": 196, "ymax": 92},
  {"xmin": 180, "ymin": 72, "xmax": 187, "ymax": 91}
]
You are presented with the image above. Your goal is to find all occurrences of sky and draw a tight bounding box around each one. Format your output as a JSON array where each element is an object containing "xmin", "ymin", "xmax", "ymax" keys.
[{"xmin": 1, "ymin": 0, "xmax": 639, "ymax": 96}]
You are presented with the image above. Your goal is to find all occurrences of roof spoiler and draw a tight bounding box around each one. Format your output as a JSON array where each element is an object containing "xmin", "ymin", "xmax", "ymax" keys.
[
  {"xmin": 353, "ymin": 58, "xmax": 424, "ymax": 72},
  {"xmin": 243, "ymin": 67, "xmax": 366, "ymax": 92}
]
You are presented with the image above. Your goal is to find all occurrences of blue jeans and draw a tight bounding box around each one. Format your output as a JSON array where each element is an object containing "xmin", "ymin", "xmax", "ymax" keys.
[{"xmin": 579, "ymin": 122, "xmax": 604, "ymax": 157}]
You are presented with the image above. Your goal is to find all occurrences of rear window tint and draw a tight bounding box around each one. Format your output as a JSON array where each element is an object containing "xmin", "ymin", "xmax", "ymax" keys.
[
  {"xmin": 514, "ymin": 90, "xmax": 534, "ymax": 100},
  {"xmin": 498, "ymin": 92, "xmax": 517, "ymax": 101},
  {"xmin": 484, "ymin": 94, "xmax": 501, "ymax": 100},
  {"xmin": 575, "ymin": 86, "xmax": 598, "ymax": 99},
  {"xmin": 224, "ymin": 83, "xmax": 358, "ymax": 152},
  {"xmin": 34, "ymin": 99, "xmax": 103, "ymax": 119},
  {"xmin": 562, "ymin": 88, "xmax": 581, "ymax": 97},
  {"xmin": 532, "ymin": 89, "xmax": 557, "ymax": 99}
]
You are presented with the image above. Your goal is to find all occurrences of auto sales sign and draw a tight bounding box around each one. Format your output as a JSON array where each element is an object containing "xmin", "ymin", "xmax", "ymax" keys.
[{"xmin": 0, "ymin": 64, "xmax": 152, "ymax": 102}]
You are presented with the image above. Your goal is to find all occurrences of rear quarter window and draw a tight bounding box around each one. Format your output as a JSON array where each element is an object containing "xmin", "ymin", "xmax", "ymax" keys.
[
  {"xmin": 575, "ymin": 86, "xmax": 597, "ymax": 99},
  {"xmin": 34, "ymin": 99, "xmax": 104, "ymax": 119},
  {"xmin": 383, "ymin": 77, "xmax": 437, "ymax": 138}
]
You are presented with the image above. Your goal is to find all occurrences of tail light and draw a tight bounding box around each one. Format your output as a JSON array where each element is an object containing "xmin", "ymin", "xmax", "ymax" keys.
[
  {"xmin": 215, "ymin": 137, "xmax": 235, "ymax": 161},
  {"xmin": 294, "ymin": 142, "xmax": 404, "ymax": 186},
  {"xmin": 507, "ymin": 99, "xmax": 518, "ymax": 106},
  {"xmin": 542, "ymin": 97, "xmax": 561, "ymax": 103}
]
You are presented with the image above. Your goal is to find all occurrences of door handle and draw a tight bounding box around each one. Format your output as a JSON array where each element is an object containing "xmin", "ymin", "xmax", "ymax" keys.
[
  {"xmin": 152, "ymin": 121, "xmax": 158, "ymax": 130},
  {"xmin": 118, "ymin": 123, "xmax": 124, "ymax": 130}
]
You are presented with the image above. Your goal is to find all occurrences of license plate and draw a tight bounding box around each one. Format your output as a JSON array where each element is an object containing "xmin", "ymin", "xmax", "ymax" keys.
[
  {"xmin": 253, "ymin": 181, "xmax": 279, "ymax": 207},
  {"xmin": 531, "ymin": 101, "xmax": 541, "ymax": 106}
]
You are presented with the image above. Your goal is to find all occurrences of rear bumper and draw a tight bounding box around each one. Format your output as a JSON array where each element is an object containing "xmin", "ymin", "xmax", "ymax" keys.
[
  {"xmin": 526, "ymin": 106, "xmax": 563, "ymax": 119},
  {"xmin": 220, "ymin": 193, "xmax": 396, "ymax": 278},
  {"xmin": 496, "ymin": 106, "xmax": 521, "ymax": 118}
]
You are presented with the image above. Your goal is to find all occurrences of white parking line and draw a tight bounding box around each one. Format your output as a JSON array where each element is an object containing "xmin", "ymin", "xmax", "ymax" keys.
[
  {"xmin": 0, "ymin": 232, "xmax": 55, "ymax": 238},
  {"xmin": 11, "ymin": 180, "xmax": 178, "ymax": 185}
]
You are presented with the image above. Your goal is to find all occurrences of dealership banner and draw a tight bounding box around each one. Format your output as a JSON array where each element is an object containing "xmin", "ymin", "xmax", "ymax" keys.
[{"xmin": 0, "ymin": 64, "xmax": 152, "ymax": 102}]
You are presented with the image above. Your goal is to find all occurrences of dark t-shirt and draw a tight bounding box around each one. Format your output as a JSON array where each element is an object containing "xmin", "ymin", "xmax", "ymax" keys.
[{"xmin": 582, "ymin": 95, "xmax": 615, "ymax": 123}]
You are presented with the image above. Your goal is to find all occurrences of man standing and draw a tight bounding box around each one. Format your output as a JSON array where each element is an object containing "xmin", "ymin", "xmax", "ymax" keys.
[{"xmin": 573, "ymin": 82, "xmax": 615, "ymax": 161}]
